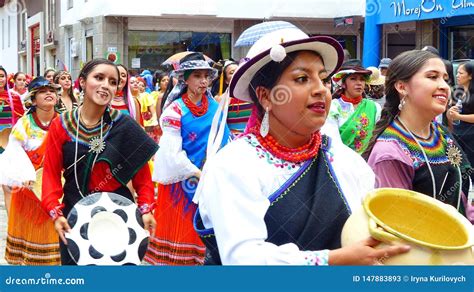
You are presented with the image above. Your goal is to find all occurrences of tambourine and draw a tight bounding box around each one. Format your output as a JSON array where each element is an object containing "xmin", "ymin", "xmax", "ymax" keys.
[{"xmin": 65, "ymin": 192, "xmax": 149, "ymax": 265}]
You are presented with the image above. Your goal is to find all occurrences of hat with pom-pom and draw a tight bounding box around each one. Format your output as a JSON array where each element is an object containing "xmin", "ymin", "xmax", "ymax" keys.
[{"xmin": 229, "ymin": 26, "xmax": 344, "ymax": 102}]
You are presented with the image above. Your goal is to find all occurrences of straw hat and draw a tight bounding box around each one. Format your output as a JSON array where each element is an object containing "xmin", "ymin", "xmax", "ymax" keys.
[{"xmin": 366, "ymin": 67, "xmax": 385, "ymax": 86}]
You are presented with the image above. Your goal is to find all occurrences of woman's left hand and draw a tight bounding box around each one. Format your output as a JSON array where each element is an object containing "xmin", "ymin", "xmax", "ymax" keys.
[{"xmin": 142, "ymin": 213, "xmax": 156, "ymax": 235}]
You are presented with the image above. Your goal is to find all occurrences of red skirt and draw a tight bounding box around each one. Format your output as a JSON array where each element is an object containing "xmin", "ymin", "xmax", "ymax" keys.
[{"xmin": 144, "ymin": 183, "xmax": 205, "ymax": 265}]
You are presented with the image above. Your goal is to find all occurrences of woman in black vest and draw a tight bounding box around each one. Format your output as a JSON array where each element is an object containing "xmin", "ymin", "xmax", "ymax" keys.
[
  {"xmin": 194, "ymin": 28, "xmax": 410, "ymax": 265},
  {"xmin": 41, "ymin": 59, "xmax": 158, "ymax": 265}
]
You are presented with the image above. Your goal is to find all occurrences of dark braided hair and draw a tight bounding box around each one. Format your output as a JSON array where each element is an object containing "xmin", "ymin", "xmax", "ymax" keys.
[{"xmin": 363, "ymin": 50, "xmax": 441, "ymax": 160}]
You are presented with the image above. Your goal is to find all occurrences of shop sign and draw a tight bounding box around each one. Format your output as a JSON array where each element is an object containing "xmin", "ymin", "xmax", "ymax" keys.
[
  {"xmin": 334, "ymin": 17, "xmax": 354, "ymax": 27},
  {"xmin": 131, "ymin": 58, "xmax": 141, "ymax": 69},
  {"xmin": 376, "ymin": 0, "xmax": 474, "ymax": 24}
]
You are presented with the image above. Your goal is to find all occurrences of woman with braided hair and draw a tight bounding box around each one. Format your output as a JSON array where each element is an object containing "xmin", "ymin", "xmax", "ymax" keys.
[{"xmin": 365, "ymin": 50, "xmax": 473, "ymax": 222}]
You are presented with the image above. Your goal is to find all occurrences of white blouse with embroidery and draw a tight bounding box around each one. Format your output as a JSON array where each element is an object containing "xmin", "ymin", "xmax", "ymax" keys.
[
  {"xmin": 152, "ymin": 101, "xmax": 200, "ymax": 184},
  {"xmin": 194, "ymin": 133, "xmax": 375, "ymax": 265},
  {"xmin": 0, "ymin": 114, "xmax": 46, "ymax": 186}
]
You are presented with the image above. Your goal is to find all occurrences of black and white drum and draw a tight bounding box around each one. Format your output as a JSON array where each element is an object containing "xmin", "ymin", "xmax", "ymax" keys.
[{"xmin": 65, "ymin": 192, "xmax": 149, "ymax": 265}]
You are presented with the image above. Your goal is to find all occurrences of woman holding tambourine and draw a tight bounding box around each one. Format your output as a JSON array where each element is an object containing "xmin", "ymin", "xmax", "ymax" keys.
[{"xmin": 41, "ymin": 59, "xmax": 158, "ymax": 265}]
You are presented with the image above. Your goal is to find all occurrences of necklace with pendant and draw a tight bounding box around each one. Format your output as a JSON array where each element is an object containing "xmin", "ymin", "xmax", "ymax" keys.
[
  {"xmin": 73, "ymin": 107, "xmax": 106, "ymax": 197},
  {"xmin": 397, "ymin": 116, "xmax": 462, "ymax": 210}
]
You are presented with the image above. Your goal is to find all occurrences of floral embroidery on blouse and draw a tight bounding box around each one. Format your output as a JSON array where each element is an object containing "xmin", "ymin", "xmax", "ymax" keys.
[
  {"xmin": 162, "ymin": 117, "xmax": 181, "ymax": 129},
  {"xmin": 325, "ymin": 147, "xmax": 334, "ymax": 163},
  {"xmin": 188, "ymin": 132, "xmax": 197, "ymax": 142},
  {"xmin": 303, "ymin": 250, "xmax": 329, "ymax": 266},
  {"xmin": 352, "ymin": 112, "xmax": 370, "ymax": 152},
  {"xmin": 244, "ymin": 134, "xmax": 303, "ymax": 169}
]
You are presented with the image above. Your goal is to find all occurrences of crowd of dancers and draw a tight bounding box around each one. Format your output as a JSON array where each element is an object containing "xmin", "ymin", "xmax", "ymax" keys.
[{"xmin": 0, "ymin": 24, "xmax": 473, "ymax": 266}]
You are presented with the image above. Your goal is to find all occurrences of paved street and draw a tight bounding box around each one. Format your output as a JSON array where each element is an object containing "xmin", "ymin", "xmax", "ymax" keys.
[{"xmin": 0, "ymin": 187, "xmax": 8, "ymax": 265}]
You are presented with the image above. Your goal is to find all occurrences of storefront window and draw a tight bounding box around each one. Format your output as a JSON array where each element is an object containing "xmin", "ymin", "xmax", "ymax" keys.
[
  {"xmin": 450, "ymin": 26, "xmax": 474, "ymax": 60},
  {"xmin": 309, "ymin": 34, "xmax": 357, "ymax": 60},
  {"xmin": 386, "ymin": 32, "xmax": 416, "ymax": 59},
  {"xmin": 128, "ymin": 31, "xmax": 231, "ymax": 73}
]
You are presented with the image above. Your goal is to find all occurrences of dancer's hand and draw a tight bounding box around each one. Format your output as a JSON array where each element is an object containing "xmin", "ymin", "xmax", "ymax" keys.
[
  {"xmin": 142, "ymin": 213, "xmax": 156, "ymax": 235},
  {"xmin": 328, "ymin": 237, "xmax": 410, "ymax": 265},
  {"xmin": 54, "ymin": 216, "xmax": 71, "ymax": 245}
]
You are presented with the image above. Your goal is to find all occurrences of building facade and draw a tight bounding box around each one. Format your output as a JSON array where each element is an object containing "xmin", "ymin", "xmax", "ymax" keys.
[
  {"xmin": 0, "ymin": 0, "xmax": 59, "ymax": 77},
  {"xmin": 363, "ymin": 0, "xmax": 474, "ymax": 66},
  {"xmin": 0, "ymin": 0, "xmax": 19, "ymax": 74},
  {"xmin": 57, "ymin": 0, "xmax": 365, "ymax": 77},
  {"xmin": 2, "ymin": 0, "xmax": 367, "ymax": 76}
]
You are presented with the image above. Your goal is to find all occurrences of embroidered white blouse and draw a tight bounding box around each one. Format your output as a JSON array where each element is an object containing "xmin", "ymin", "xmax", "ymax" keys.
[
  {"xmin": 194, "ymin": 133, "xmax": 375, "ymax": 265},
  {"xmin": 0, "ymin": 114, "xmax": 46, "ymax": 186},
  {"xmin": 152, "ymin": 101, "xmax": 200, "ymax": 184}
]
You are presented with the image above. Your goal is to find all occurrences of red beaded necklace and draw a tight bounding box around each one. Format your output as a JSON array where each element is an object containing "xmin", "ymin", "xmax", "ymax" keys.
[
  {"xmin": 249, "ymin": 124, "xmax": 322, "ymax": 163},
  {"xmin": 182, "ymin": 93, "xmax": 208, "ymax": 117}
]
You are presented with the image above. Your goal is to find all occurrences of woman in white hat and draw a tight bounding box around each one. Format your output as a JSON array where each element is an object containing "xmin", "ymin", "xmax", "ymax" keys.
[
  {"xmin": 148, "ymin": 52, "xmax": 231, "ymax": 265},
  {"xmin": 193, "ymin": 28, "xmax": 410, "ymax": 265},
  {"xmin": 0, "ymin": 77, "xmax": 60, "ymax": 265},
  {"xmin": 326, "ymin": 64, "xmax": 381, "ymax": 154}
]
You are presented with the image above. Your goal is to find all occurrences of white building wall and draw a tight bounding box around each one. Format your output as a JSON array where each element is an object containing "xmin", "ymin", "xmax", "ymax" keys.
[
  {"xmin": 58, "ymin": 0, "xmax": 366, "ymax": 73},
  {"xmin": 0, "ymin": 1, "xmax": 19, "ymax": 74},
  {"xmin": 60, "ymin": 0, "xmax": 366, "ymax": 26}
]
